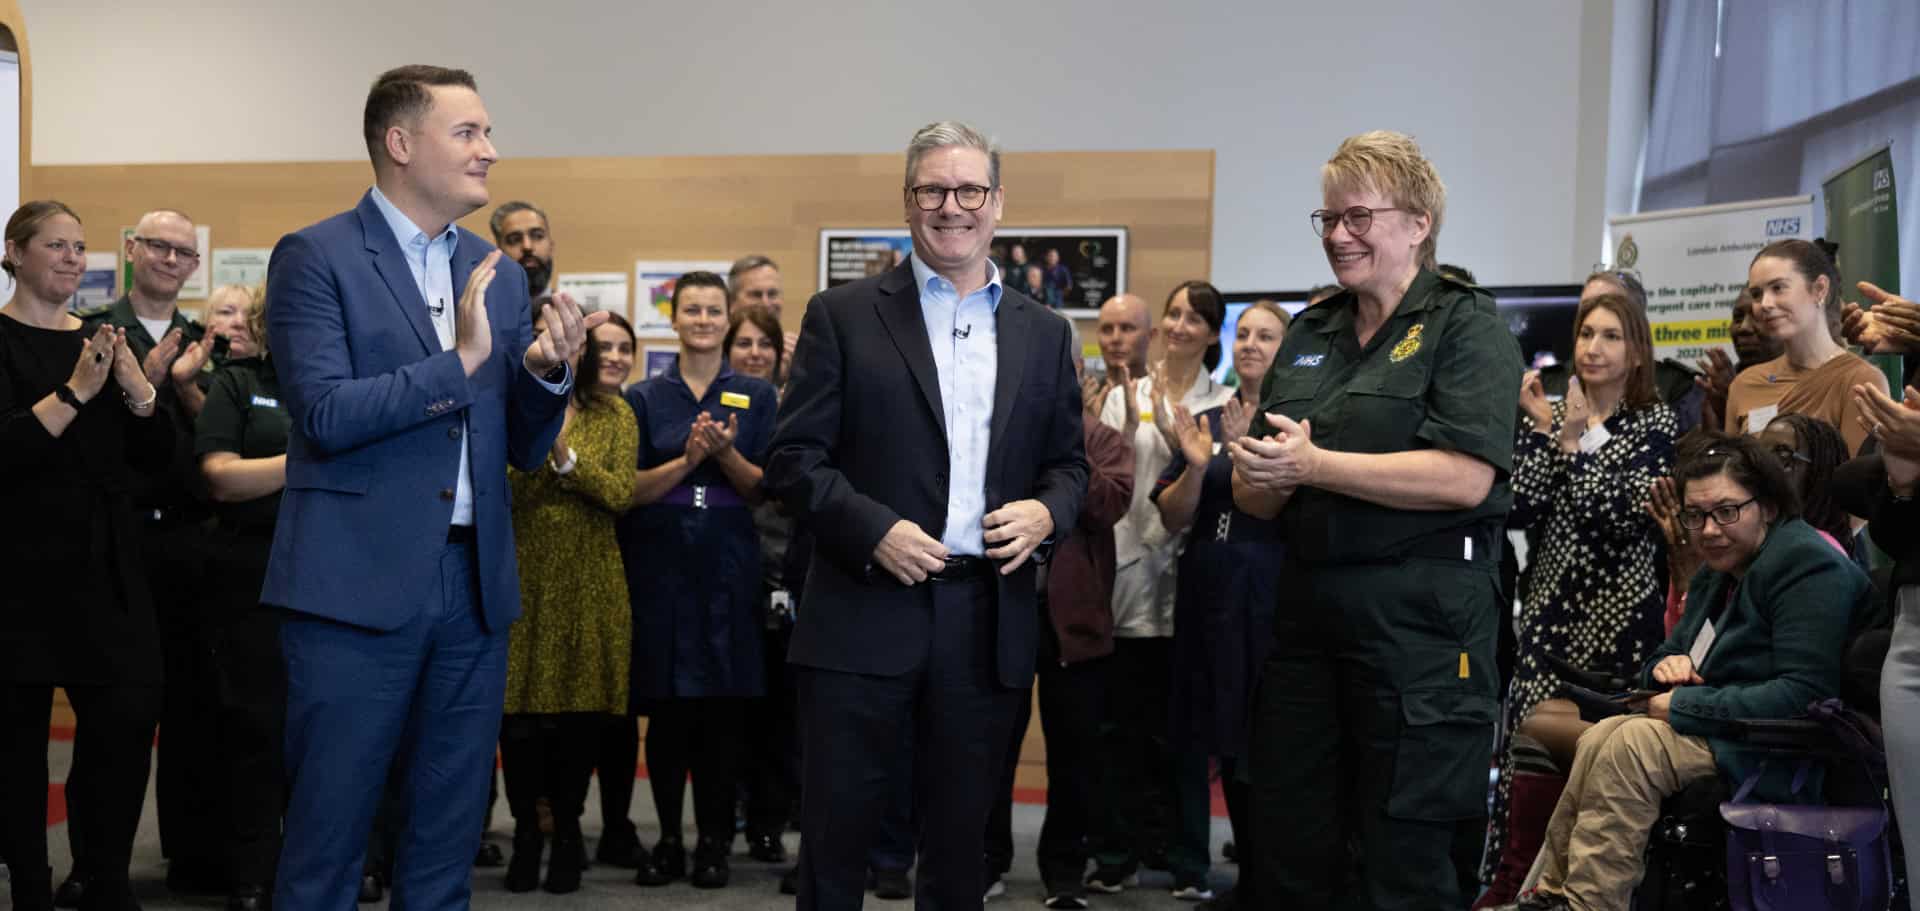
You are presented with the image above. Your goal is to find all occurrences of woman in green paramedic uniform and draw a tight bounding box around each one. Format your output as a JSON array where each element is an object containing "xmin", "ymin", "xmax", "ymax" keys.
[{"xmin": 1227, "ymin": 131, "xmax": 1522, "ymax": 910}]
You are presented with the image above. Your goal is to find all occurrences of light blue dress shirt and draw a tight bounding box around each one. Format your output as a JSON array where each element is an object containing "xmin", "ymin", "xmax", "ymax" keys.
[
  {"xmin": 909, "ymin": 254, "xmax": 1003, "ymax": 556},
  {"xmin": 367, "ymin": 186, "xmax": 566, "ymax": 527}
]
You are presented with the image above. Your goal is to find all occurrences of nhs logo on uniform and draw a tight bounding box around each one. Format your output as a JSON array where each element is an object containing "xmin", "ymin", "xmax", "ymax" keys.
[
  {"xmin": 1292, "ymin": 354, "xmax": 1326, "ymax": 367},
  {"xmin": 1766, "ymin": 217, "xmax": 1801, "ymax": 238}
]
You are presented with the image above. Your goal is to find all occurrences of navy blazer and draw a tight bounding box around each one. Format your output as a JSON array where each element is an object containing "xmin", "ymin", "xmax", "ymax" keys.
[
  {"xmin": 261, "ymin": 191, "xmax": 566, "ymax": 632},
  {"xmin": 765, "ymin": 261, "xmax": 1088, "ymax": 689}
]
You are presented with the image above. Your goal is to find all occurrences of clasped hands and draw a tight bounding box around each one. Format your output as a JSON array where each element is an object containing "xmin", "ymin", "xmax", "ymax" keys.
[
  {"xmin": 455, "ymin": 250, "xmax": 609, "ymax": 377},
  {"xmin": 1628, "ymin": 656, "xmax": 1706, "ymax": 721},
  {"xmin": 870, "ymin": 499, "xmax": 1054, "ymax": 586},
  {"xmin": 68, "ymin": 323, "xmax": 157, "ymax": 410},
  {"xmin": 1841, "ymin": 282, "xmax": 1920, "ymax": 354},
  {"xmin": 1226, "ymin": 411, "xmax": 1319, "ymax": 493},
  {"xmin": 680, "ymin": 411, "xmax": 740, "ymax": 467}
]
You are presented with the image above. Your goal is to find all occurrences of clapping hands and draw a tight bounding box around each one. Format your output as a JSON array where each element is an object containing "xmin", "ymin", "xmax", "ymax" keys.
[{"xmin": 683, "ymin": 411, "xmax": 740, "ymax": 466}]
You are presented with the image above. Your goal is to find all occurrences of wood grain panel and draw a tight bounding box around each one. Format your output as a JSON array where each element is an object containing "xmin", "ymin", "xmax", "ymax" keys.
[{"xmin": 30, "ymin": 149, "xmax": 1212, "ymax": 345}]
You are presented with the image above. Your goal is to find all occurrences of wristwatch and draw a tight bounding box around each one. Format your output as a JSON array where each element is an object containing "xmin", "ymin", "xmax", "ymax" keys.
[
  {"xmin": 54, "ymin": 384, "xmax": 84, "ymax": 411},
  {"xmin": 542, "ymin": 363, "xmax": 568, "ymax": 384}
]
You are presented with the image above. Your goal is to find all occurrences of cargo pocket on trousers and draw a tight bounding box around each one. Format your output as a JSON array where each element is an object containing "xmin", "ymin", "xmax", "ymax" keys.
[{"xmin": 1385, "ymin": 687, "xmax": 1499, "ymax": 822}]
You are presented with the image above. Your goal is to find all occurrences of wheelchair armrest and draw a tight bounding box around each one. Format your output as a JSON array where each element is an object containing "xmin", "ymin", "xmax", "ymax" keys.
[
  {"xmin": 1543, "ymin": 652, "xmax": 1635, "ymax": 693},
  {"xmin": 1716, "ymin": 718, "xmax": 1852, "ymax": 758}
]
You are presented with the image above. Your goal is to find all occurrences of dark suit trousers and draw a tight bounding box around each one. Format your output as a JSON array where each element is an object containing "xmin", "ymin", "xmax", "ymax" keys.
[
  {"xmin": 986, "ymin": 588, "xmax": 1108, "ymax": 890},
  {"xmin": 1, "ymin": 683, "xmax": 160, "ymax": 911},
  {"xmin": 275, "ymin": 538, "xmax": 507, "ymax": 911},
  {"xmin": 796, "ymin": 575, "xmax": 1024, "ymax": 910},
  {"xmin": 145, "ymin": 521, "xmax": 225, "ymax": 869}
]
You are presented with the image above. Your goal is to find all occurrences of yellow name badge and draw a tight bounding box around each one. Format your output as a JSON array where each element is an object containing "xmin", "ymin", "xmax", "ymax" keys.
[{"xmin": 720, "ymin": 391, "xmax": 752, "ymax": 409}]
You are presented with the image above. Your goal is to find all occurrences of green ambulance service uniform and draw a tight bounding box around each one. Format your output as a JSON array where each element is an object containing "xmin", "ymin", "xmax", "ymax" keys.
[
  {"xmin": 192, "ymin": 353, "xmax": 293, "ymax": 887},
  {"xmin": 1247, "ymin": 269, "xmax": 1521, "ymax": 909}
]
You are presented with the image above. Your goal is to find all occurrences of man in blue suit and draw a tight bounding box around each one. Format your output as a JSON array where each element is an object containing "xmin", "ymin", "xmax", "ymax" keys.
[{"xmin": 263, "ymin": 65, "xmax": 605, "ymax": 910}]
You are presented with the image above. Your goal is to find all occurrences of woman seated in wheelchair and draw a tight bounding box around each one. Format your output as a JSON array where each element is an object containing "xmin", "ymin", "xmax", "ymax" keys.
[{"xmin": 1504, "ymin": 432, "xmax": 1873, "ymax": 911}]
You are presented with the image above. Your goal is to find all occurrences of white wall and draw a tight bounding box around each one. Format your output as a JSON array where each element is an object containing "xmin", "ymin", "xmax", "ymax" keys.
[{"xmin": 22, "ymin": 0, "xmax": 1618, "ymax": 291}]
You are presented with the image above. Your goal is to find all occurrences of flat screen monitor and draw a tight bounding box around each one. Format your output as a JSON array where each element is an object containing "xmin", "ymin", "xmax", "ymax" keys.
[{"xmin": 1217, "ymin": 285, "xmax": 1585, "ymax": 382}]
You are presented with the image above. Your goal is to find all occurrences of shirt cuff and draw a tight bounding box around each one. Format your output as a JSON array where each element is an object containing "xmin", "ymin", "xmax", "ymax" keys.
[
  {"xmin": 551, "ymin": 447, "xmax": 578, "ymax": 475},
  {"xmin": 528, "ymin": 360, "xmax": 571, "ymax": 394}
]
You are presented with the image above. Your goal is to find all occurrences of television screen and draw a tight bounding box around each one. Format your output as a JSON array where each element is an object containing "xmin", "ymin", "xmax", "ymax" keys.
[{"xmin": 1217, "ymin": 285, "xmax": 1584, "ymax": 381}]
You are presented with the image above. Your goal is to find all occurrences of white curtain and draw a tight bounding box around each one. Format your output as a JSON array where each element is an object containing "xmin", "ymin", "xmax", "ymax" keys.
[{"xmin": 1641, "ymin": 0, "xmax": 1920, "ymax": 292}]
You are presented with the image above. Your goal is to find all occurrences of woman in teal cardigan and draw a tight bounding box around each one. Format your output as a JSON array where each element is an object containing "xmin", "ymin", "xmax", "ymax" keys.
[{"xmin": 1510, "ymin": 433, "xmax": 1871, "ymax": 911}]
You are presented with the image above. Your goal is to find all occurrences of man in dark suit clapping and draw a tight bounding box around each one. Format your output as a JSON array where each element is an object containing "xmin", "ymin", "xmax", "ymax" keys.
[{"xmin": 767, "ymin": 121, "xmax": 1088, "ymax": 910}]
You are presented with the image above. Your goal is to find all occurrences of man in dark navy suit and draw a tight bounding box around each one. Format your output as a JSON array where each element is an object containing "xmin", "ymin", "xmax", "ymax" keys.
[
  {"xmin": 766, "ymin": 121, "xmax": 1088, "ymax": 910},
  {"xmin": 262, "ymin": 65, "xmax": 604, "ymax": 911}
]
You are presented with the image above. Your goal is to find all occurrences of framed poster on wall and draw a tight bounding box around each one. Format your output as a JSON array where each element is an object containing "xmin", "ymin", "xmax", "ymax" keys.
[{"xmin": 818, "ymin": 227, "xmax": 1125, "ymax": 318}]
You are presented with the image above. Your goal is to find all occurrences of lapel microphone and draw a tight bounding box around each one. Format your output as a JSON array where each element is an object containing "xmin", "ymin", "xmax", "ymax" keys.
[
  {"xmin": 953, "ymin": 324, "xmax": 971, "ymax": 339},
  {"xmin": 430, "ymin": 297, "xmax": 446, "ymax": 317}
]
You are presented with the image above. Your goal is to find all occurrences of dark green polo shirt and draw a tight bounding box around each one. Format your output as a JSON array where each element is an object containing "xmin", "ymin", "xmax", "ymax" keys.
[
  {"xmin": 193, "ymin": 356, "xmax": 287, "ymax": 532},
  {"xmin": 82, "ymin": 295, "xmax": 210, "ymax": 518},
  {"xmin": 1257, "ymin": 270, "xmax": 1522, "ymax": 564}
]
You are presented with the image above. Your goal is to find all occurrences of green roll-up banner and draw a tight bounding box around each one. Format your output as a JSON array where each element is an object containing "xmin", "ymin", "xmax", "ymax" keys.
[{"xmin": 1822, "ymin": 144, "xmax": 1901, "ymax": 392}]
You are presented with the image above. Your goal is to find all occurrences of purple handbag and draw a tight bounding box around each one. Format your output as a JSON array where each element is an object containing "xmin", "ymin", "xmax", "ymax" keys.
[{"xmin": 1719, "ymin": 765, "xmax": 1891, "ymax": 911}]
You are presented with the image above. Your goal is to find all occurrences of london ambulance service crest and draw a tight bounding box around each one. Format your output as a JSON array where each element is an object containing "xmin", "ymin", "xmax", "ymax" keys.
[{"xmin": 1389, "ymin": 323, "xmax": 1424, "ymax": 363}]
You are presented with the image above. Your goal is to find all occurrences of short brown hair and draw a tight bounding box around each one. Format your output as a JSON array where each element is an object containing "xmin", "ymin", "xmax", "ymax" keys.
[
  {"xmin": 1574, "ymin": 292, "xmax": 1659, "ymax": 408},
  {"xmin": 1322, "ymin": 131, "xmax": 1447, "ymax": 271},
  {"xmin": 363, "ymin": 65, "xmax": 477, "ymax": 166},
  {"xmin": 2, "ymin": 200, "xmax": 80, "ymax": 279}
]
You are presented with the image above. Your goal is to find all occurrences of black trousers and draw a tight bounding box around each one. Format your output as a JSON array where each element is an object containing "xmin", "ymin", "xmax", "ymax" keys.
[
  {"xmin": 2, "ymin": 684, "xmax": 161, "ymax": 911},
  {"xmin": 144, "ymin": 521, "xmax": 224, "ymax": 870},
  {"xmin": 596, "ymin": 712, "xmax": 639, "ymax": 837},
  {"xmin": 206, "ymin": 531, "xmax": 286, "ymax": 885},
  {"xmin": 796, "ymin": 575, "xmax": 1024, "ymax": 910},
  {"xmin": 644, "ymin": 697, "xmax": 747, "ymax": 843},
  {"xmin": 744, "ymin": 624, "xmax": 799, "ymax": 839},
  {"xmin": 1092, "ymin": 636, "xmax": 1175, "ymax": 870},
  {"xmin": 500, "ymin": 713, "xmax": 600, "ymax": 829},
  {"xmin": 987, "ymin": 590, "xmax": 1109, "ymax": 891}
]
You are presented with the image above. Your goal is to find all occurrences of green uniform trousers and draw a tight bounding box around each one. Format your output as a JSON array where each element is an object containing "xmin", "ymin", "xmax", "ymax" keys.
[{"xmin": 1249, "ymin": 556, "xmax": 1501, "ymax": 909}]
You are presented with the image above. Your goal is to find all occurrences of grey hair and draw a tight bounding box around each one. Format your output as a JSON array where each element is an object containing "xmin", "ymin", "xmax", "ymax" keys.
[
  {"xmin": 488, "ymin": 200, "xmax": 547, "ymax": 242},
  {"xmin": 728, "ymin": 254, "xmax": 778, "ymax": 288},
  {"xmin": 905, "ymin": 121, "xmax": 1001, "ymax": 189}
]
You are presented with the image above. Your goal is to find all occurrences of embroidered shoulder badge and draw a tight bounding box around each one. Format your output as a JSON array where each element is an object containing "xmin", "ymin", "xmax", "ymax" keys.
[{"xmin": 1389, "ymin": 323, "xmax": 1425, "ymax": 363}]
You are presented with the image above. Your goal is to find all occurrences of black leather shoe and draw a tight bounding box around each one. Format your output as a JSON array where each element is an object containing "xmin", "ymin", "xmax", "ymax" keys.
[
  {"xmin": 505, "ymin": 828, "xmax": 544, "ymax": 894},
  {"xmin": 779, "ymin": 865, "xmax": 799, "ymax": 895},
  {"xmin": 746, "ymin": 831, "xmax": 788, "ymax": 863},
  {"xmin": 54, "ymin": 874, "xmax": 86, "ymax": 909},
  {"xmin": 647, "ymin": 836, "xmax": 685, "ymax": 883},
  {"xmin": 596, "ymin": 821, "xmax": 643, "ymax": 868},
  {"xmin": 689, "ymin": 836, "xmax": 730, "ymax": 889},
  {"xmin": 227, "ymin": 882, "xmax": 271, "ymax": 911},
  {"xmin": 356, "ymin": 874, "xmax": 384, "ymax": 904},
  {"xmin": 871, "ymin": 866, "xmax": 912, "ymax": 900},
  {"xmin": 474, "ymin": 841, "xmax": 506, "ymax": 868}
]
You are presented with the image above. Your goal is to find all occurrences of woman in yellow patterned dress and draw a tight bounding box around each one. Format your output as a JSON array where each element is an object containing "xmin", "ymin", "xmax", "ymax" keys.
[{"xmin": 498, "ymin": 310, "xmax": 639, "ymax": 894}]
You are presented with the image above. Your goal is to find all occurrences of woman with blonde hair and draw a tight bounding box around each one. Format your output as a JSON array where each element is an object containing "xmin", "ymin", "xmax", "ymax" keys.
[{"xmin": 1229, "ymin": 131, "xmax": 1522, "ymax": 906}]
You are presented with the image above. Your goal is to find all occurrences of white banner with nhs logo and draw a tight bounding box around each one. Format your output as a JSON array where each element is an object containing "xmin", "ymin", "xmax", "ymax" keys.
[{"xmin": 1605, "ymin": 195, "xmax": 1814, "ymax": 363}]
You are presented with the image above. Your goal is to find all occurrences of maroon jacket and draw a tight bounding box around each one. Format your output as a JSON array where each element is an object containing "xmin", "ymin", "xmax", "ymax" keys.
[{"xmin": 1045, "ymin": 418, "xmax": 1134, "ymax": 664}]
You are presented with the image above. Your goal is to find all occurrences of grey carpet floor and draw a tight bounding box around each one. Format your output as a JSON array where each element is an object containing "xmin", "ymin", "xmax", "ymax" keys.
[{"xmin": 20, "ymin": 737, "xmax": 1236, "ymax": 909}]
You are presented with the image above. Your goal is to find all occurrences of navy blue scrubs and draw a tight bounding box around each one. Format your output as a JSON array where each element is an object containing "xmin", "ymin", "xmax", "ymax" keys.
[
  {"xmin": 1151, "ymin": 408, "xmax": 1281, "ymax": 760},
  {"xmin": 617, "ymin": 358, "xmax": 778, "ymax": 705}
]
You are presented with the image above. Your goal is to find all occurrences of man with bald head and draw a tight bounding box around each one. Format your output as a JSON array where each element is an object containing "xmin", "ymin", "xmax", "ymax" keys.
[
  {"xmin": 1096, "ymin": 293, "xmax": 1153, "ymax": 381},
  {"xmin": 72, "ymin": 208, "xmax": 228, "ymax": 900}
]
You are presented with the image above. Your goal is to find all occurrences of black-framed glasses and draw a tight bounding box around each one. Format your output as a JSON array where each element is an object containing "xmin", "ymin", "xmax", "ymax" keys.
[
  {"xmin": 133, "ymin": 235, "xmax": 201, "ymax": 264},
  {"xmin": 909, "ymin": 184, "xmax": 994, "ymax": 211},
  {"xmin": 1771, "ymin": 445, "xmax": 1813, "ymax": 471},
  {"xmin": 1310, "ymin": 206, "xmax": 1402, "ymax": 238},
  {"xmin": 1678, "ymin": 497, "xmax": 1757, "ymax": 531}
]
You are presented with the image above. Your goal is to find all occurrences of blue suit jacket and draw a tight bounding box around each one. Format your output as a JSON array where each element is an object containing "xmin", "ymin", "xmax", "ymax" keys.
[{"xmin": 261, "ymin": 191, "xmax": 566, "ymax": 632}]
